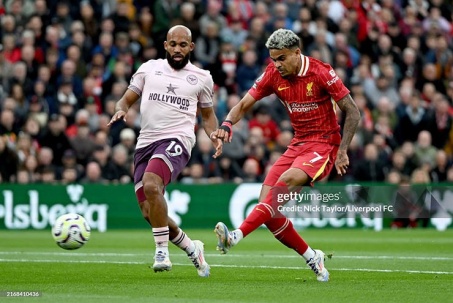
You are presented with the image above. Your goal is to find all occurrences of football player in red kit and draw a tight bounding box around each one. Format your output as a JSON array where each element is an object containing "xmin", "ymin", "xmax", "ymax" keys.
[{"xmin": 212, "ymin": 28, "xmax": 360, "ymax": 282}]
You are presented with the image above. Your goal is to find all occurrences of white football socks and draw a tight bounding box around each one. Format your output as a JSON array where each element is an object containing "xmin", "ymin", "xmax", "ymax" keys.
[{"xmin": 152, "ymin": 226, "xmax": 169, "ymax": 255}]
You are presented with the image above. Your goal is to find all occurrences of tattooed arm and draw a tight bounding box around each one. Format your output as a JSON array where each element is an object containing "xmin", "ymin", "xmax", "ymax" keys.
[{"xmin": 335, "ymin": 94, "xmax": 361, "ymax": 175}]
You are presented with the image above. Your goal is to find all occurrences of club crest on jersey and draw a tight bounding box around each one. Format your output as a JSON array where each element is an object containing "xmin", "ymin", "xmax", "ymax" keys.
[
  {"xmin": 187, "ymin": 74, "xmax": 198, "ymax": 85},
  {"xmin": 306, "ymin": 82, "xmax": 314, "ymax": 96}
]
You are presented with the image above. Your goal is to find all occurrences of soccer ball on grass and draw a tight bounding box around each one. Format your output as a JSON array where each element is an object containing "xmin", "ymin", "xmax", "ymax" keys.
[{"xmin": 52, "ymin": 213, "xmax": 91, "ymax": 250}]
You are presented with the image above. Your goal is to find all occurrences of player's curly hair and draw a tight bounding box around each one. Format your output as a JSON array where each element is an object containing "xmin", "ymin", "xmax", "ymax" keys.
[{"xmin": 265, "ymin": 29, "xmax": 300, "ymax": 50}]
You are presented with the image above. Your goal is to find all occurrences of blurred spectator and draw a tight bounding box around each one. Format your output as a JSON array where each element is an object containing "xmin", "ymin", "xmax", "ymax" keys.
[
  {"xmin": 414, "ymin": 130, "xmax": 438, "ymax": 168},
  {"xmin": 430, "ymin": 150, "xmax": 450, "ymax": 182},
  {"xmin": 372, "ymin": 96, "xmax": 398, "ymax": 129},
  {"xmin": 60, "ymin": 166, "xmax": 78, "ymax": 184},
  {"xmin": 194, "ymin": 21, "xmax": 221, "ymax": 68},
  {"xmin": 39, "ymin": 114, "xmax": 72, "ymax": 167},
  {"xmin": 417, "ymin": 63, "xmax": 447, "ymax": 94},
  {"xmin": 16, "ymin": 168, "xmax": 31, "ymax": 184},
  {"xmin": 236, "ymin": 49, "xmax": 261, "ymax": 96},
  {"xmin": 180, "ymin": 163, "xmax": 211, "ymax": 184},
  {"xmin": 190, "ymin": 129, "xmax": 221, "ymax": 180},
  {"xmin": 390, "ymin": 149, "xmax": 413, "ymax": 177},
  {"xmin": 0, "ymin": 136, "xmax": 19, "ymax": 182},
  {"xmin": 108, "ymin": 1, "xmax": 132, "ymax": 35},
  {"xmin": 353, "ymin": 143, "xmax": 388, "ymax": 181},
  {"xmin": 0, "ymin": 43, "xmax": 13, "ymax": 98},
  {"xmin": 394, "ymin": 93, "xmax": 429, "ymax": 145},
  {"xmin": 220, "ymin": 18, "xmax": 248, "ymax": 51},
  {"xmin": 36, "ymin": 146, "xmax": 54, "ymax": 174},
  {"xmin": 70, "ymin": 121, "xmax": 96, "ymax": 166},
  {"xmin": 15, "ymin": 131, "xmax": 36, "ymax": 164},
  {"xmin": 40, "ymin": 165, "xmax": 57, "ymax": 184},
  {"xmin": 171, "ymin": 2, "xmax": 201, "ymax": 42},
  {"xmin": 24, "ymin": 103, "xmax": 46, "ymax": 136},
  {"xmin": 0, "ymin": 108, "xmax": 20, "ymax": 144},
  {"xmin": 266, "ymin": 2, "xmax": 293, "ymax": 32},
  {"xmin": 152, "ymin": 0, "xmax": 181, "ymax": 58},
  {"xmin": 57, "ymin": 148, "xmax": 84, "ymax": 180},
  {"xmin": 241, "ymin": 158, "xmax": 262, "ymax": 183},
  {"xmin": 198, "ymin": 0, "xmax": 227, "ymax": 37},
  {"xmin": 306, "ymin": 28, "xmax": 333, "ymax": 65},
  {"xmin": 22, "ymin": 154, "xmax": 39, "ymax": 182},
  {"xmin": 110, "ymin": 144, "xmax": 132, "ymax": 183},
  {"xmin": 426, "ymin": 94, "xmax": 452, "ymax": 149},
  {"xmin": 386, "ymin": 169, "xmax": 402, "ymax": 185},
  {"xmin": 0, "ymin": 0, "xmax": 452, "ymax": 185},
  {"xmin": 244, "ymin": 127, "xmax": 267, "ymax": 173},
  {"xmin": 79, "ymin": 1, "xmax": 99, "ymax": 41},
  {"xmin": 292, "ymin": 7, "xmax": 315, "ymax": 52},
  {"xmin": 209, "ymin": 38, "xmax": 238, "ymax": 94},
  {"xmin": 118, "ymin": 128, "xmax": 136, "ymax": 162},
  {"xmin": 422, "ymin": 7, "xmax": 451, "ymax": 35},
  {"xmin": 400, "ymin": 47, "xmax": 423, "ymax": 81},
  {"xmin": 248, "ymin": 105, "xmax": 280, "ymax": 147},
  {"xmin": 363, "ymin": 74, "xmax": 400, "ymax": 108},
  {"xmin": 391, "ymin": 176, "xmax": 419, "ymax": 228},
  {"xmin": 81, "ymin": 161, "xmax": 108, "ymax": 184},
  {"xmin": 218, "ymin": 156, "xmax": 243, "ymax": 183}
]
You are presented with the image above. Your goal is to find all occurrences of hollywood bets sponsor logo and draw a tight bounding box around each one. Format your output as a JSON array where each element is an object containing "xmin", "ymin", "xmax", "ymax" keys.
[
  {"xmin": 0, "ymin": 185, "xmax": 108, "ymax": 232},
  {"xmin": 148, "ymin": 93, "xmax": 190, "ymax": 111}
]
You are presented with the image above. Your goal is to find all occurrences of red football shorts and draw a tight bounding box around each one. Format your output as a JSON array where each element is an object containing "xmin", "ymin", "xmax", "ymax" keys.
[{"xmin": 263, "ymin": 142, "xmax": 339, "ymax": 186}]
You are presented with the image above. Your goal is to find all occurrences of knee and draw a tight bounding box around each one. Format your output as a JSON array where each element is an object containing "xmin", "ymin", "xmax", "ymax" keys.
[
  {"xmin": 278, "ymin": 169, "xmax": 308, "ymax": 188},
  {"xmin": 143, "ymin": 180, "xmax": 163, "ymax": 200}
]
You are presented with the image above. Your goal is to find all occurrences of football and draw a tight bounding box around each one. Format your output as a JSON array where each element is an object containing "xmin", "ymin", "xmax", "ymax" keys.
[{"xmin": 52, "ymin": 213, "xmax": 91, "ymax": 250}]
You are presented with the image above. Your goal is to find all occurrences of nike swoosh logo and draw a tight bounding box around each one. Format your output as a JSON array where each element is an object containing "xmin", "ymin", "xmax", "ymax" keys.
[
  {"xmin": 278, "ymin": 86, "xmax": 290, "ymax": 91},
  {"xmin": 303, "ymin": 162, "xmax": 314, "ymax": 167}
]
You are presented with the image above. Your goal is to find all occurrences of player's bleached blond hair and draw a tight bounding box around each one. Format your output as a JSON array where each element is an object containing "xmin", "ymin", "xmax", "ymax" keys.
[{"xmin": 265, "ymin": 29, "xmax": 300, "ymax": 50}]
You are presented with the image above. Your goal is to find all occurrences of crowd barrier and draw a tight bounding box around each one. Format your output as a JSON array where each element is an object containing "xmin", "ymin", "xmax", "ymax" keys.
[{"xmin": 1, "ymin": 183, "xmax": 452, "ymax": 231}]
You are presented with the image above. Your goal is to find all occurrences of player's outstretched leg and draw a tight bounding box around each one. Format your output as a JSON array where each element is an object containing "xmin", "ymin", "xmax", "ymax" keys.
[
  {"xmin": 306, "ymin": 249, "xmax": 329, "ymax": 282},
  {"xmin": 214, "ymin": 222, "xmax": 243, "ymax": 254},
  {"xmin": 153, "ymin": 250, "xmax": 172, "ymax": 272},
  {"xmin": 187, "ymin": 240, "xmax": 210, "ymax": 277}
]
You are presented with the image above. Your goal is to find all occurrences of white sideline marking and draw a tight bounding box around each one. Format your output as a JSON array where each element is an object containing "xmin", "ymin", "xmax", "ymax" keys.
[
  {"xmin": 0, "ymin": 251, "xmax": 452, "ymax": 261},
  {"xmin": 0, "ymin": 258, "xmax": 452, "ymax": 275}
]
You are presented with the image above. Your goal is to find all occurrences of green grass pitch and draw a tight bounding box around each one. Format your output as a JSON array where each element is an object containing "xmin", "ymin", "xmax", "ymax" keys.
[{"xmin": 1, "ymin": 228, "xmax": 452, "ymax": 303}]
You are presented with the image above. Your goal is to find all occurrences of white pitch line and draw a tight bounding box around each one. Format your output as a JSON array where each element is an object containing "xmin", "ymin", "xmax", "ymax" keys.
[
  {"xmin": 0, "ymin": 251, "xmax": 452, "ymax": 261},
  {"xmin": 0, "ymin": 258, "xmax": 452, "ymax": 275}
]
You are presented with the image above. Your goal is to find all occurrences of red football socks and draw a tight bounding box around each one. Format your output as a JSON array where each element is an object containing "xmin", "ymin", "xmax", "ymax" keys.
[{"xmin": 265, "ymin": 217, "xmax": 309, "ymax": 255}]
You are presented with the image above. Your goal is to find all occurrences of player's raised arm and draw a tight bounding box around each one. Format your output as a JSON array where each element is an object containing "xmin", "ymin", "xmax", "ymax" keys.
[
  {"xmin": 214, "ymin": 93, "xmax": 257, "ymax": 143},
  {"xmin": 335, "ymin": 94, "xmax": 361, "ymax": 175},
  {"xmin": 107, "ymin": 89, "xmax": 140, "ymax": 126}
]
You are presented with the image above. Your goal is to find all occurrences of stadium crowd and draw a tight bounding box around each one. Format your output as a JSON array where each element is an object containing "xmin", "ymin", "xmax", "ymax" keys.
[{"xmin": 0, "ymin": 0, "xmax": 453, "ymax": 186}]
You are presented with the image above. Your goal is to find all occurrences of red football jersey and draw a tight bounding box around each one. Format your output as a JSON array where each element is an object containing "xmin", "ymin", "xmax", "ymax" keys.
[{"xmin": 248, "ymin": 55, "xmax": 350, "ymax": 146}]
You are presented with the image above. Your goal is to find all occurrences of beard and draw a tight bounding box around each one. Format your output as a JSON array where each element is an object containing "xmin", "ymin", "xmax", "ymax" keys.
[{"xmin": 166, "ymin": 52, "xmax": 191, "ymax": 70}]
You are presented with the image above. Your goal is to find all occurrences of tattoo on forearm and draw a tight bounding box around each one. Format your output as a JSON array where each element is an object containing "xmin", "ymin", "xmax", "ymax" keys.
[{"xmin": 337, "ymin": 95, "xmax": 361, "ymax": 150}]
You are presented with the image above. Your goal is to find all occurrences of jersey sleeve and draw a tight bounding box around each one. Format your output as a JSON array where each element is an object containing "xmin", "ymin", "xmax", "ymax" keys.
[
  {"xmin": 318, "ymin": 64, "xmax": 350, "ymax": 102},
  {"xmin": 198, "ymin": 73, "xmax": 214, "ymax": 108},
  {"xmin": 128, "ymin": 63, "xmax": 148, "ymax": 96},
  {"xmin": 248, "ymin": 66, "xmax": 274, "ymax": 101}
]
